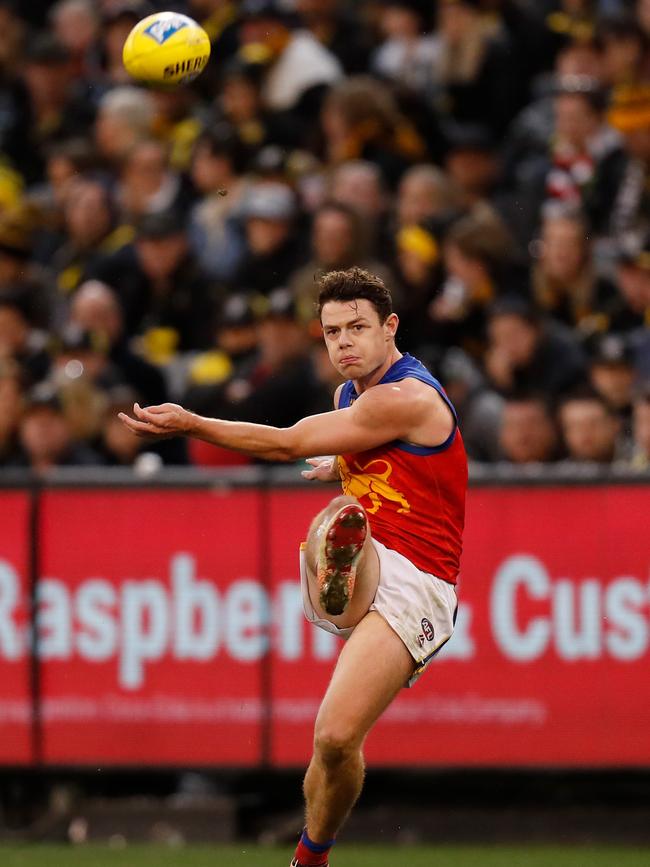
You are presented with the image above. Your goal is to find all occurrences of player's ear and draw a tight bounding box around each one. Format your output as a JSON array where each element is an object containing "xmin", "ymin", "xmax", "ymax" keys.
[{"xmin": 384, "ymin": 313, "xmax": 399, "ymax": 340}]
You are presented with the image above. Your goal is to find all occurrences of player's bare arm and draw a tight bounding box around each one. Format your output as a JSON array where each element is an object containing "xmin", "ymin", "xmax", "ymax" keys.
[{"xmin": 118, "ymin": 378, "xmax": 453, "ymax": 462}]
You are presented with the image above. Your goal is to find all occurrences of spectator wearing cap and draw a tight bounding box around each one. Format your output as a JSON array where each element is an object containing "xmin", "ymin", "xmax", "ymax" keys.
[
  {"xmin": 587, "ymin": 332, "xmax": 637, "ymax": 431},
  {"xmin": 238, "ymin": 0, "xmax": 342, "ymax": 123},
  {"xmin": 628, "ymin": 381, "xmax": 650, "ymax": 468},
  {"xmin": 320, "ymin": 76, "xmax": 425, "ymax": 188},
  {"xmin": 185, "ymin": 292, "xmax": 259, "ymax": 411},
  {"xmin": 189, "ymin": 124, "xmax": 250, "ymax": 281},
  {"xmin": 497, "ymin": 392, "xmax": 560, "ymax": 464},
  {"xmin": 218, "ymin": 286, "xmax": 326, "ymax": 432},
  {"xmin": 530, "ymin": 206, "xmax": 618, "ymax": 333},
  {"xmin": 20, "ymin": 33, "xmax": 95, "ymax": 183},
  {"xmin": 558, "ymin": 386, "xmax": 623, "ymax": 464},
  {"xmin": 70, "ymin": 280, "xmax": 168, "ymax": 405},
  {"xmin": 0, "ymin": 295, "xmax": 50, "ymax": 385},
  {"xmin": 232, "ymin": 182, "xmax": 308, "ymax": 295},
  {"xmin": 610, "ymin": 239, "xmax": 650, "ymax": 332},
  {"xmin": 483, "ymin": 296, "xmax": 587, "ymax": 398},
  {"xmin": 289, "ymin": 201, "xmax": 393, "ymax": 324},
  {"xmin": 87, "ymin": 209, "xmax": 217, "ymax": 352},
  {"xmin": 16, "ymin": 382, "xmax": 102, "ymax": 472},
  {"xmin": 443, "ymin": 123, "xmax": 503, "ymax": 211}
]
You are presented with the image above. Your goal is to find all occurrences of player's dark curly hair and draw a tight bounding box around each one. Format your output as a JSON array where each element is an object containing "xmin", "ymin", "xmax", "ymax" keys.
[{"xmin": 316, "ymin": 267, "xmax": 393, "ymax": 323}]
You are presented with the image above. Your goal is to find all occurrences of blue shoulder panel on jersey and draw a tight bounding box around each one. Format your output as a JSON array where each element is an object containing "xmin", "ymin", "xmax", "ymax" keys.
[{"xmin": 338, "ymin": 354, "xmax": 458, "ymax": 454}]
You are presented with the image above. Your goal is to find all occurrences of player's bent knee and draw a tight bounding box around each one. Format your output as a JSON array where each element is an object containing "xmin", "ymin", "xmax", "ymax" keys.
[{"xmin": 313, "ymin": 727, "xmax": 361, "ymax": 769}]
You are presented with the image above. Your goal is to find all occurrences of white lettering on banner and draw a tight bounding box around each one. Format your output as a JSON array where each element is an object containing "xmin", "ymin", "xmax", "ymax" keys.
[
  {"xmin": 1, "ymin": 555, "xmax": 649, "ymax": 689},
  {"xmin": 77, "ymin": 580, "xmax": 117, "ymax": 661},
  {"xmin": 0, "ymin": 561, "xmax": 21, "ymax": 658},
  {"xmin": 121, "ymin": 580, "xmax": 169, "ymax": 689},
  {"xmin": 491, "ymin": 555, "xmax": 650, "ymax": 662},
  {"xmin": 172, "ymin": 553, "xmax": 219, "ymax": 660},
  {"xmin": 491, "ymin": 555, "xmax": 551, "ymax": 661}
]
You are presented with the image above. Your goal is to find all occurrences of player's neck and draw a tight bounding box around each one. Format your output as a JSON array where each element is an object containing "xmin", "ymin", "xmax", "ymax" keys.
[{"xmin": 353, "ymin": 346, "xmax": 402, "ymax": 394}]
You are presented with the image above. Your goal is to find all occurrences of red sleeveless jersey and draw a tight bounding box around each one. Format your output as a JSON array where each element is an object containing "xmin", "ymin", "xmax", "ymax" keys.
[{"xmin": 337, "ymin": 354, "xmax": 467, "ymax": 585}]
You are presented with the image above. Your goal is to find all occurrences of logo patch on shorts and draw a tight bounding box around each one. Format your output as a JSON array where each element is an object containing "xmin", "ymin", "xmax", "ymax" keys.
[
  {"xmin": 421, "ymin": 618, "xmax": 435, "ymax": 641},
  {"xmin": 144, "ymin": 17, "xmax": 188, "ymax": 44}
]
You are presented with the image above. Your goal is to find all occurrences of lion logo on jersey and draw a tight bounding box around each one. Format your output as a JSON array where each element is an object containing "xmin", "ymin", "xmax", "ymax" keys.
[{"xmin": 338, "ymin": 456, "xmax": 411, "ymax": 515}]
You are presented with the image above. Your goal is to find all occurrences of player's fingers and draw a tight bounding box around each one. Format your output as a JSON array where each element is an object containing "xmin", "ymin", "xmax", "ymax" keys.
[
  {"xmin": 301, "ymin": 470, "xmax": 317, "ymax": 479},
  {"xmin": 118, "ymin": 413, "xmax": 159, "ymax": 436}
]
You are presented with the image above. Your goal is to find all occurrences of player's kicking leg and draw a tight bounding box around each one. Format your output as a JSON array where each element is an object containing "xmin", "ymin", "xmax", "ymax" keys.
[
  {"xmin": 291, "ymin": 610, "xmax": 416, "ymax": 866},
  {"xmin": 303, "ymin": 495, "xmax": 379, "ymax": 628}
]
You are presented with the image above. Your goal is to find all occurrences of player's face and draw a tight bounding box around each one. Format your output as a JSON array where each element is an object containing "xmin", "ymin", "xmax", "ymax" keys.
[{"xmin": 320, "ymin": 299, "xmax": 397, "ymax": 380}]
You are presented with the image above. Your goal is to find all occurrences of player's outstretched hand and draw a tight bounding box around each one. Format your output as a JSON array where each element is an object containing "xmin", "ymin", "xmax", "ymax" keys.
[
  {"xmin": 118, "ymin": 402, "xmax": 194, "ymax": 439},
  {"xmin": 301, "ymin": 456, "xmax": 339, "ymax": 482}
]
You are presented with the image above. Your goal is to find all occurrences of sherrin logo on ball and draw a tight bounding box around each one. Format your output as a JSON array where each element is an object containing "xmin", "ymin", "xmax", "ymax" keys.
[{"xmin": 122, "ymin": 11, "xmax": 211, "ymax": 87}]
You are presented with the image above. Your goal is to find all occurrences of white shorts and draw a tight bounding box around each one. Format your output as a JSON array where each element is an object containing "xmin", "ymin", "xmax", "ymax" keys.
[{"xmin": 299, "ymin": 538, "xmax": 458, "ymax": 687}]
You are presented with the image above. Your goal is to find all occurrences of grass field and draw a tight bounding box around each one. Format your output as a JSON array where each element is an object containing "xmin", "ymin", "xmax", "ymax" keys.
[{"xmin": 2, "ymin": 844, "xmax": 650, "ymax": 867}]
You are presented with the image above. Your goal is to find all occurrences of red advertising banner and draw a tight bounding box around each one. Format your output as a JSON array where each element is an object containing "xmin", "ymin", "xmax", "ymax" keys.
[
  {"xmin": 269, "ymin": 485, "xmax": 650, "ymax": 768},
  {"xmin": 37, "ymin": 489, "xmax": 264, "ymax": 765},
  {"xmin": 2, "ymin": 483, "xmax": 649, "ymax": 768},
  {"xmin": 0, "ymin": 491, "xmax": 32, "ymax": 765}
]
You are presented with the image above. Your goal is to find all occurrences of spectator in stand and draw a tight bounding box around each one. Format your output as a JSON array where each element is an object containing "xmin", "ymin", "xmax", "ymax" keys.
[
  {"xmin": 50, "ymin": 178, "xmax": 132, "ymax": 304},
  {"xmin": 0, "ymin": 359, "xmax": 25, "ymax": 465},
  {"xmin": 87, "ymin": 209, "xmax": 217, "ymax": 353},
  {"xmin": 609, "ymin": 238, "xmax": 650, "ymax": 332},
  {"xmin": 17, "ymin": 382, "xmax": 102, "ymax": 472},
  {"xmin": 443, "ymin": 123, "xmax": 502, "ymax": 212},
  {"xmin": 296, "ymin": 0, "xmax": 373, "ymax": 75},
  {"xmin": 233, "ymin": 182, "xmax": 307, "ymax": 295},
  {"xmin": 20, "ymin": 34, "xmax": 95, "ymax": 184},
  {"xmin": 116, "ymin": 138, "xmax": 194, "ymax": 223},
  {"xmin": 558, "ymin": 386, "xmax": 622, "ymax": 463},
  {"xmin": 431, "ymin": 212, "xmax": 521, "ymax": 357},
  {"xmin": 188, "ymin": 124, "xmax": 249, "ymax": 282},
  {"xmin": 497, "ymin": 392, "xmax": 560, "ymax": 464},
  {"xmin": 395, "ymin": 163, "xmax": 464, "ymax": 230},
  {"xmin": 431, "ymin": 0, "xmax": 519, "ymax": 138},
  {"xmin": 96, "ymin": 2, "xmax": 152, "ymax": 90},
  {"xmin": 328, "ymin": 160, "xmax": 389, "ymax": 257},
  {"xmin": 320, "ymin": 75, "xmax": 425, "ymax": 187},
  {"xmin": 587, "ymin": 332, "xmax": 637, "ymax": 431},
  {"xmin": 0, "ymin": 205, "xmax": 55, "ymax": 329},
  {"xmin": 290, "ymin": 201, "xmax": 393, "ymax": 323},
  {"xmin": 69, "ymin": 280, "xmax": 168, "ymax": 405},
  {"xmin": 530, "ymin": 206, "xmax": 618, "ymax": 335},
  {"xmin": 483, "ymin": 296, "xmax": 587, "ymax": 398},
  {"xmin": 94, "ymin": 86, "xmax": 156, "ymax": 168},
  {"xmin": 628, "ymin": 380, "xmax": 650, "ymax": 467},
  {"xmin": 371, "ymin": 0, "xmax": 438, "ymax": 94},
  {"xmin": 50, "ymin": 0, "xmax": 99, "ymax": 81},
  {"xmin": 0, "ymin": 295, "xmax": 50, "ymax": 385},
  {"xmin": 595, "ymin": 13, "xmax": 648, "ymax": 90},
  {"xmin": 238, "ymin": 0, "xmax": 342, "ymax": 123}
]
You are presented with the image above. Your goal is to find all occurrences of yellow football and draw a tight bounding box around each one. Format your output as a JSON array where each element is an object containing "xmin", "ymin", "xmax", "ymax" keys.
[{"xmin": 122, "ymin": 11, "xmax": 211, "ymax": 87}]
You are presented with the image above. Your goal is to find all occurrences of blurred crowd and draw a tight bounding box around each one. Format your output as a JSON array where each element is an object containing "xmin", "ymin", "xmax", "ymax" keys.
[{"xmin": 0, "ymin": 0, "xmax": 649, "ymax": 473}]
